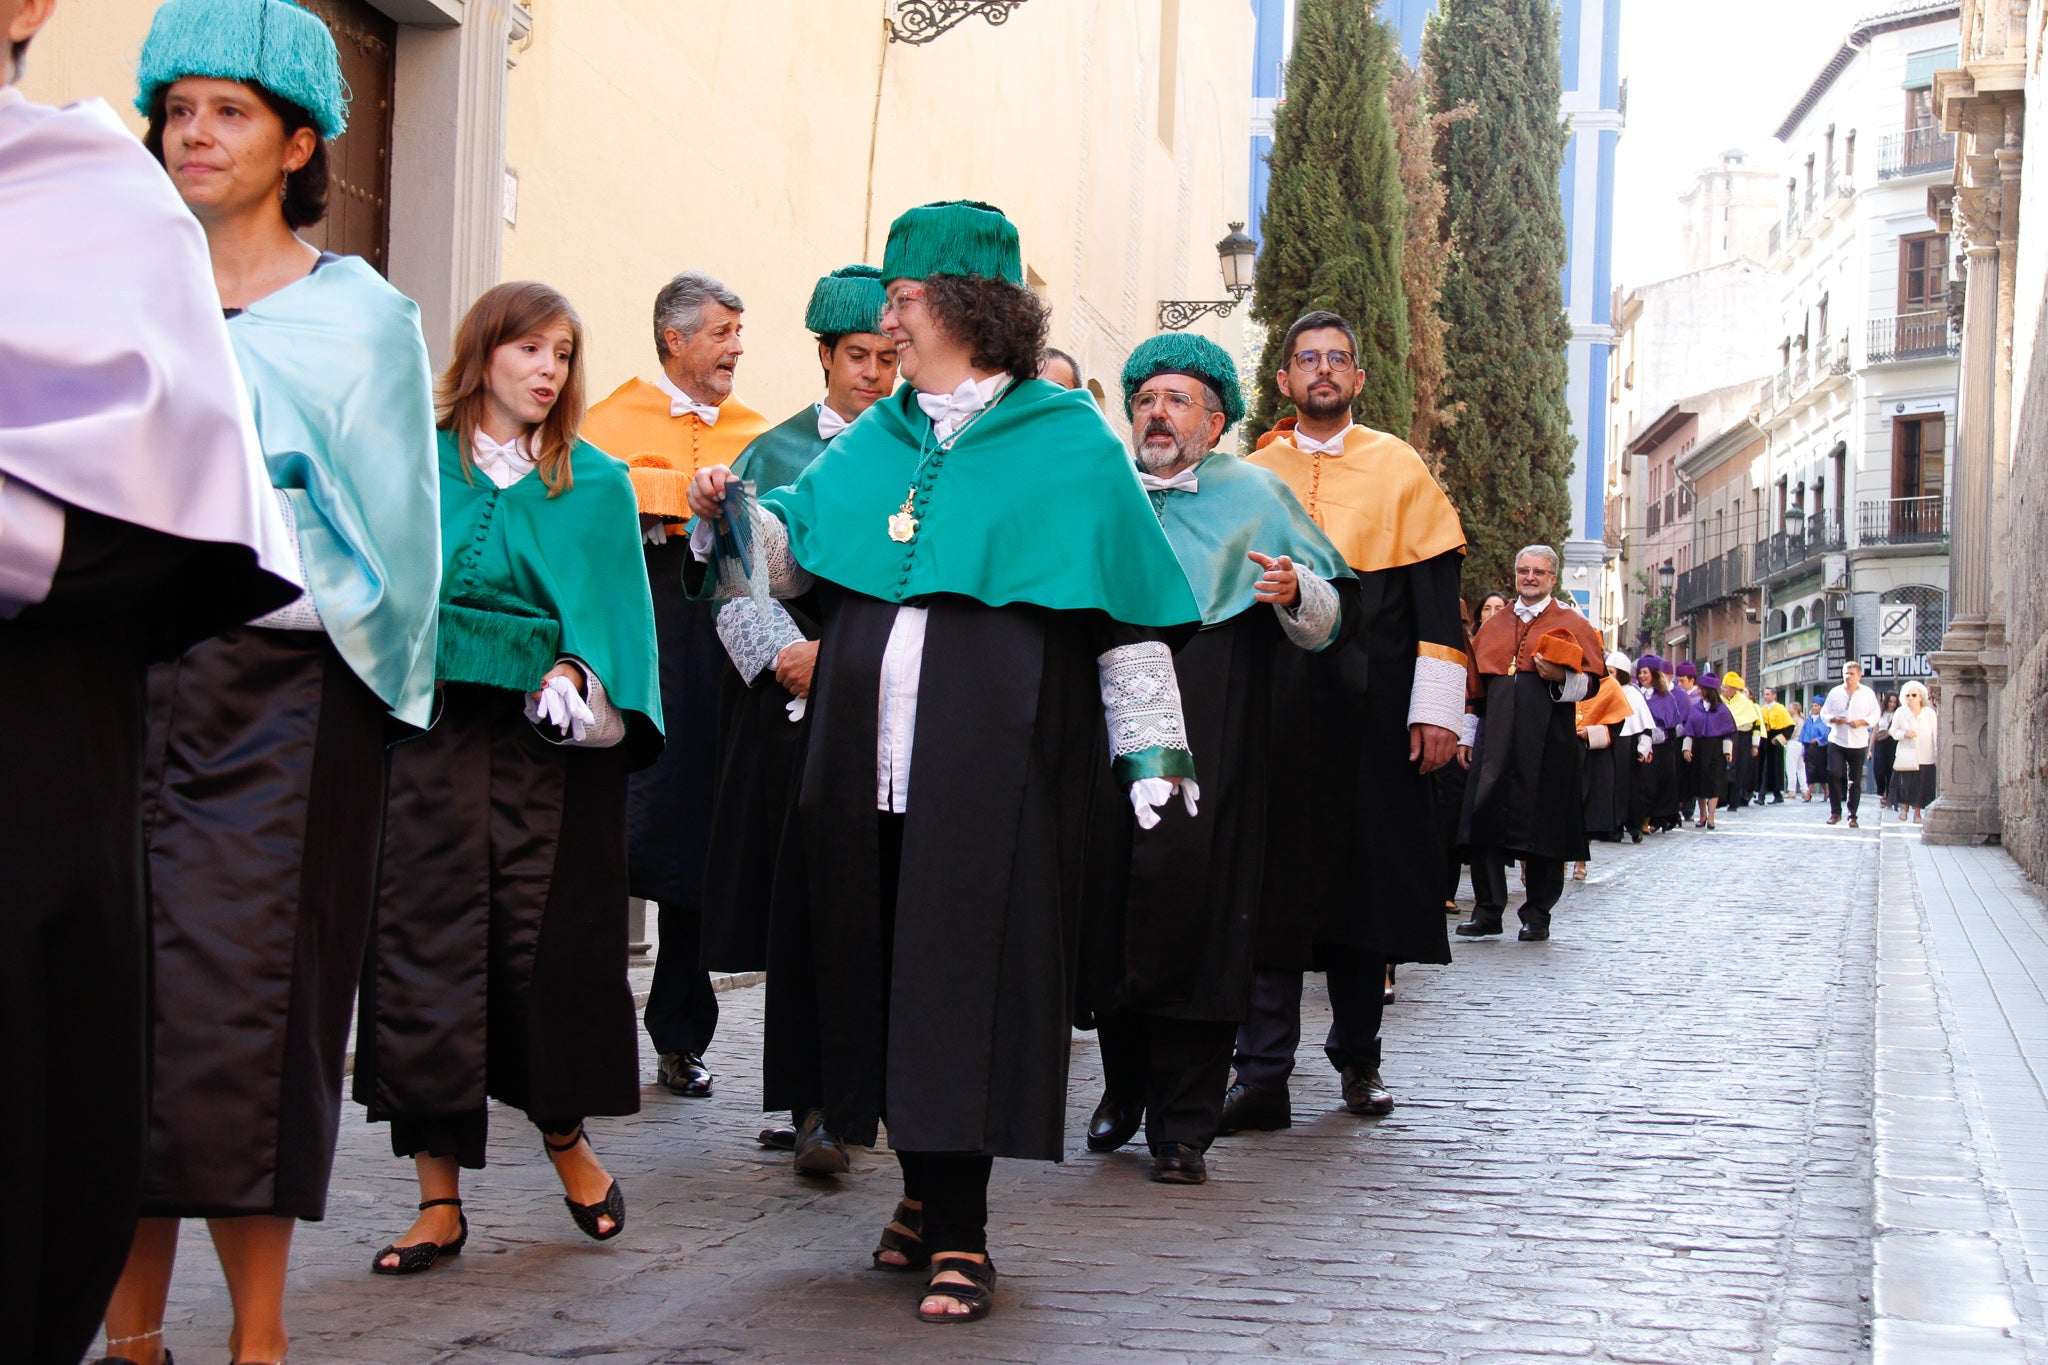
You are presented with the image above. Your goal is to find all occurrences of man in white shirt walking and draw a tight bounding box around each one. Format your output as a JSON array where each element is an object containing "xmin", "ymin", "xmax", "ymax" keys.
[{"xmin": 1819, "ymin": 661, "xmax": 1880, "ymax": 827}]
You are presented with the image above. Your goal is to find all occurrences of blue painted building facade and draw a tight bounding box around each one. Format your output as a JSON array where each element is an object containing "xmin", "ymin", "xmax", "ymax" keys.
[{"xmin": 1247, "ymin": 0, "xmax": 1624, "ymax": 619}]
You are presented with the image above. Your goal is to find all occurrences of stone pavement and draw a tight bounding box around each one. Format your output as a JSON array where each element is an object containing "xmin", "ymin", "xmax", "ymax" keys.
[{"xmin": 128, "ymin": 799, "xmax": 1883, "ymax": 1364}]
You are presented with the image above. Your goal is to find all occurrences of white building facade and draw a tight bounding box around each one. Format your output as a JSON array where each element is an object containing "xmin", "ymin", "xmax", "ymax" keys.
[{"xmin": 1752, "ymin": 3, "xmax": 1960, "ymax": 702}]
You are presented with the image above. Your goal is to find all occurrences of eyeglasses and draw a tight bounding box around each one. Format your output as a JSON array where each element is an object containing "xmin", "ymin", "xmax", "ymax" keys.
[
  {"xmin": 883, "ymin": 287, "xmax": 925, "ymax": 314},
  {"xmin": 1291, "ymin": 349, "xmax": 1355, "ymax": 372},
  {"xmin": 1130, "ymin": 390, "xmax": 1208, "ymax": 416}
]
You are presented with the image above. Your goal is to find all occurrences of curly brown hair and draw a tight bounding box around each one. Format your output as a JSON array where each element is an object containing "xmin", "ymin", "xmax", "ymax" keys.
[{"xmin": 921, "ymin": 274, "xmax": 1050, "ymax": 384}]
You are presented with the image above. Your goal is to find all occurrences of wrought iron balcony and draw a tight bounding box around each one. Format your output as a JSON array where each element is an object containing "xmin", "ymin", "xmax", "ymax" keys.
[
  {"xmin": 1878, "ymin": 128, "xmax": 1956, "ymax": 180},
  {"xmin": 1752, "ymin": 512, "xmax": 1845, "ymax": 580},
  {"xmin": 1867, "ymin": 310, "xmax": 1959, "ymax": 364},
  {"xmin": 1673, "ymin": 546, "xmax": 1750, "ymax": 616},
  {"xmin": 1857, "ymin": 495, "xmax": 1946, "ymax": 547}
]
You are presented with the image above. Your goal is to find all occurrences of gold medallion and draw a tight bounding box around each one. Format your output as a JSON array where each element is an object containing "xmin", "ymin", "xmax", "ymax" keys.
[
  {"xmin": 888, "ymin": 491, "xmax": 918, "ymax": 543},
  {"xmin": 1508, "ymin": 659, "xmax": 1517, "ymax": 677}
]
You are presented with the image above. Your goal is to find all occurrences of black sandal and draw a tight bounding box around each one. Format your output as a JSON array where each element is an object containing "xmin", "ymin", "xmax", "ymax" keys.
[
  {"xmin": 545, "ymin": 1127, "xmax": 625, "ymax": 1241},
  {"xmin": 371, "ymin": 1197, "xmax": 467, "ymax": 1275},
  {"xmin": 916, "ymin": 1253, "xmax": 998, "ymax": 1324},
  {"xmin": 871, "ymin": 1198, "xmax": 929, "ymax": 1271}
]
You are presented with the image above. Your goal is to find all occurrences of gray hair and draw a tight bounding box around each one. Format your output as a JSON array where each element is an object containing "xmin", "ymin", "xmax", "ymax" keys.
[
  {"xmin": 1514, "ymin": 544, "xmax": 1561, "ymax": 573},
  {"xmin": 653, "ymin": 271, "xmax": 744, "ymax": 361}
]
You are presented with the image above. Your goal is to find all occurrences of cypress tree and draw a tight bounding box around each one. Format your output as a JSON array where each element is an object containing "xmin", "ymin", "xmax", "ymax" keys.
[
  {"xmin": 1389, "ymin": 58, "xmax": 1467, "ymax": 470},
  {"xmin": 1249, "ymin": 0, "xmax": 1411, "ymax": 439},
  {"xmin": 1423, "ymin": 0, "xmax": 1574, "ymax": 596}
]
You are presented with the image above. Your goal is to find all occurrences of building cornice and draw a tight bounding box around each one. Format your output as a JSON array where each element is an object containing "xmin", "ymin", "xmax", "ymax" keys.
[{"xmin": 1773, "ymin": 3, "xmax": 1961, "ymax": 141}]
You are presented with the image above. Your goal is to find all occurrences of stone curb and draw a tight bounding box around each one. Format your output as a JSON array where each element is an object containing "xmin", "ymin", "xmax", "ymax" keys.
[{"xmin": 1870, "ymin": 829, "xmax": 2029, "ymax": 1362}]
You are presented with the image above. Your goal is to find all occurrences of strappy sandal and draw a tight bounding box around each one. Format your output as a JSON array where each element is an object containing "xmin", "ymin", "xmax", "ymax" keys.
[
  {"xmin": 544, "ymin": 1126, "xmax": 626, "ymax": 1241},
  {"xmin": 871, "ymin": 1198, "xmax": 929, "ymax": 1271},
  {"xmin": 95, "ymin": 1337, "xmax": 173, "ymax": 1365},
  {"xmin": 371, "ymin": 1197, "xmax": 466, "ymax": 1275},
  {"xmin": 916, "ymin": 1253, "xmax": 998, "ymax": 1324}
]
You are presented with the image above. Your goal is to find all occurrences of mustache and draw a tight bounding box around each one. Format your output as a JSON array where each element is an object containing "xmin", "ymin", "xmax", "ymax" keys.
[{"xmin": 1143, "ymin": 420, "xmax": 1176, "ymax": 441}]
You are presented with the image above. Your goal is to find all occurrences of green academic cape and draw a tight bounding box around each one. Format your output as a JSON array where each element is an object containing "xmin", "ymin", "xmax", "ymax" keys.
[
  {"xmin": 435, "ymin": 430, "xmax": 664, "ymax": 764},
  {"xmin": 733, "ymin": 404, "xmax": 830, "ymax": 494},
  {"xmin": 761, "ymin": 379, "xmax": 1199, "ymax": 627},
  {"xmin": 227, "ymin": 256, "xmax": 441, "ymax": 727},
  {"xmin": 1150, "ymin": 452, "xmax": 1354, "ymax": 631}
]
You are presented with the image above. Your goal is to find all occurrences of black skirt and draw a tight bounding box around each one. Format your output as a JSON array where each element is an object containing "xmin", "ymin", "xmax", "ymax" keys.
[
  {"xmin": 355, "ymin": 685, "xmax": 639, "ymax": 1168},
  {"xmin": 1693, "ymin": 739, "xmax": 1729, "ymax": 803},
  {"xmin": 139, "ymin": 628, "xmax": 386, "ymax": 1220},
  {"xmin": 1893, "ymin": 765, "xmax": 1938, "ymax": 808}
]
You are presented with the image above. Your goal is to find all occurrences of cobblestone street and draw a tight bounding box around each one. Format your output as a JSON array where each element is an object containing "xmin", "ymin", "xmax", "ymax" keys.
[{"xmin": 144, "ymin": 799, "xmax": 1883, "ymax": 1364}]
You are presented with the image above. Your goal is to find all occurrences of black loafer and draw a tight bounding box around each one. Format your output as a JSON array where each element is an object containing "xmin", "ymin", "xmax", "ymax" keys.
[
  {"xmin": 758, "ymin": 1124, "xmax": 798, "ymax": 1151},
  {"xmin": 1518, "ymin": 918, "xmax": 1551, "ymax": 941},
  {"xmin": 1455, "ymin": 911, "xmax": 1504, "ymax": 937},
  {"xmin": 658, "ymin": 1051, "xmax": 713, "ymax": 1097},
  {"xmin": 1340, "ymin": 1066, "xmax": 1394, "ymax": 1117},
  {"xmin": 1085, "ymin": 1093, "xmax": 1143, "ymax": 1152},
  {"xmin": 792, "ymin": 1109, "xmax": 851, "ymax": 1176},
  {"xmin": 1216, "ymin": 1082, "xmax": 1291, "ymax": 1134},
  {"xmin": 1151, "ymin": 1142, "xmax": 1208, "ymax": 1184}
]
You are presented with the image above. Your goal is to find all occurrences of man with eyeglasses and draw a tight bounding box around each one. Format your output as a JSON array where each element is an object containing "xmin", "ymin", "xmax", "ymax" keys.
[
  {"xmin": 1456, "ymin": 546, "xmax": 1608, "ymax": 940},
  {"xmin": 1221, "ymin": 310, "xmax": 1470, "ymax": 1134},
  {"xmin": 1076, "ymin": 333, "xmax": 1356, "ymax": 1185}
]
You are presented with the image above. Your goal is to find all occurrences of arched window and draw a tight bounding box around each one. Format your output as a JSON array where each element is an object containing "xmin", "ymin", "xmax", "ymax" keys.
[
  {"xmin": 1769, "ymin": 609, "xmax": 1788, "ymax": 634},
  {"xmin": 1792, "ymin": 604, "xmax": 1807, "ymax": 628}
]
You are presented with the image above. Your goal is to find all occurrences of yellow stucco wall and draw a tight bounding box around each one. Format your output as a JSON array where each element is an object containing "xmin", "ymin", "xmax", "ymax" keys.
[{"xmin": 21, "ymin": 0, "xmax": 1251, "ymax": 425}]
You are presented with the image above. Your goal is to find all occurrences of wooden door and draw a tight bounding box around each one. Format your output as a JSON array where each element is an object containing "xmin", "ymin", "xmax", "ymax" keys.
[{"xmin": 296, "ymin": 0, "xmax": 397, "ymax": 274}]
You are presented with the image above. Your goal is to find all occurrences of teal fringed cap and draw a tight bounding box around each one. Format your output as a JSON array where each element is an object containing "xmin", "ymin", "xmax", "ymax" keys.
[
  {"xmin": 880, "ymin": 200, "xmax": 1024, "ymax": 286},
  {"xmin": 1121, "ymin": 333, "xmax": 1246, "ymax": 430},
  {"xmin": 805, "ymin": 264, "xmax": 888, "ymax": 336},
  {"xmin": 435, "ymin": 584, "xmax": 560, "ymax": 694},
  {"xmin": 135, "ymin": 0, "xmax": 349, "ymax": 139}
]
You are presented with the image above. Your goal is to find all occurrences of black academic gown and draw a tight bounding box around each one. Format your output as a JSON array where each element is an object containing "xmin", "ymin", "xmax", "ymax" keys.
[
  {"xmin": 628, "ymin": 538, "xmax": 722, "ymax": 908},
  {"xmin": 1259, "ymin": 549, "xmax": 1465, "ymax": 971},
  {"xmin": 1079, "ymin": 585, "xmax": 1361, "ymax": 1028},
  {"xmin": 787, "ymin": 586, "xmax": 1180, "ymax": 1161},
  {"xmin": 1461, "ymin": 670, "xmax": 1597, "ymax": 863}
]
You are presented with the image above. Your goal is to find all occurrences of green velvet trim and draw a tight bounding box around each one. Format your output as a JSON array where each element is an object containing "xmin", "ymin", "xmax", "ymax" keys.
[
  {"xmin": 1121, "ymin": 333, "xmax": 1246, "ymax": 429},
  {"xmin": 881, "ymin": 200, "xmax": 1023, "ymax": 285},
  {"xmin": 435, "ymin": 594, "xmax": 559, "ymax": 694},
  {"xmin": 135, "ymin": 0, "xmax": 349, "ymax": 138},
  {"xmin": 1112, "ymin": 746, "xmax": 1198, "ymax": 785},
  {"xmin": 805, "ymin": 265, "xmax": 887, "ymax": 336}
]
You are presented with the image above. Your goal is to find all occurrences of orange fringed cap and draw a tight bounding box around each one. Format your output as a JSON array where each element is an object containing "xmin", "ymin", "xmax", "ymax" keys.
[{"xmin": 1471, "ymin": 599, "xmax": 1607, "ymax": 679}]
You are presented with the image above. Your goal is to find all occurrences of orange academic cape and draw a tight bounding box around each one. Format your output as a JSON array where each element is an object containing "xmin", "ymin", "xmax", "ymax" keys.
[
  {"xmin": 1249, "ymin": 423, "xmax": 1466, "ymax": 576},
  {"xmin": 1471, "ymin": 599, "xmax": 1608, "ymax": 680},
  {"xmin": 581, "ymin": 378, "xmax": 772, "ymax": 525},
  {"xmin": 1576, "ymin": 675, "xmax": 1635, "ymax": 730}
]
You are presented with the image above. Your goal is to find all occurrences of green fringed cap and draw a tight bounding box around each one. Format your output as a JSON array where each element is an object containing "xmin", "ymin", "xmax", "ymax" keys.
[
  {"xmin": 436, "ymin": 584, "xmax": 560, "ymax": 694},
  {"xmin": 805, "ymin": 264, "xmax": 888, "ymax": 337},
  {"xmin": 135, "ymin": 0, "xmax": 349, "ymax": 139},
  {"xmin": 880, "ymin": 200, "xmax": 1024, "ymax": 286},
  {"xmin": 1122, "ymin": 333, "xmax": 1246, "ymax": 430}
]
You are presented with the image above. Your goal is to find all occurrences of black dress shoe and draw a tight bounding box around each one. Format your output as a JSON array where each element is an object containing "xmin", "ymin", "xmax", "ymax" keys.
[
  {"xmin": 1518, "ymin": 916, "xmax": 1551, "ymax": 942},
  {"xmin": 758, "ymin": 1124, "xmax": 798, "ymax": 1151},
  {"xmin": 659, "ymin": 1051, "xmax": 713, "ymax": 1097},
  {"xmin": 1151, "ymin": 1142, "xmax": 1208, "ymax": 1184},
  {"xmin": 1085, "ymin": 1093, "xmax": 1144, "ymax": 1152},
  {"xmin": 792, "ymin": 1109, "xmax": 851, "ymax": 1175},
  {"xmin": 1339, "ymin": 1066, "xmax": 1394, "ymax": 1116},
  {"xmin": 1455, "ymin": 910, "xmax": 1504, "ymax": 937},
  {"xmin": 1216, "ymin": 1082, "xmax": 1291, "ymax": 1134}
]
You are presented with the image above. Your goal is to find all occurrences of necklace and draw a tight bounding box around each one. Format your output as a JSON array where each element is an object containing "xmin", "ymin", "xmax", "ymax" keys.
[{"xmin": 889, "ymin": 387, "xmax": 1003, "ymax": 544}]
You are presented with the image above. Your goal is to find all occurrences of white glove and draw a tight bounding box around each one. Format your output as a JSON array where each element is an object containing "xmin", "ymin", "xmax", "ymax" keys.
[
  {"xmin": 526, "ymin": 674, "xmax": 596, "ymax": 741},
  {"xmin": 786, "ymin": 695, "xmax": 807, "ymax": 723},
  {"xmin": 1129, "ymin": 777, "xmax": 1201, "ymax": 830},
  {"xmin": 1722, "ymin": 738, "xmax": 1734, "ymax": 760},
  {"xmin": 642, "ymin": 519, "xmax": 669, "ymax": 546},
  {"xmin": 1682, "ymin": 737, "xmax": 1693, "ymax": 757}
]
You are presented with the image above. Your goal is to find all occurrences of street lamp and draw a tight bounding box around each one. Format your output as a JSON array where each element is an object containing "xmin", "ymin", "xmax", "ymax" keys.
[
  {"xmin": 1158, "ymin": 223, "xmax": 1258, "ymax": 330},
  {"xmin": 1657, "ymin": 561, "xmax": 1675, "ymax": 596}
]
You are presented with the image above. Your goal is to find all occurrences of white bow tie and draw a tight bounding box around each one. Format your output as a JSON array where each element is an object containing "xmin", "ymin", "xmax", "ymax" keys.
[
  {"xmin": 816, "ymin": 402, "xmax": 852, "ymax": 442},
  {"xmin": 1293, "ymin": 424, "xmax": 1353, "ymax": 456},
  {"xmin": 917, "ymin": 379, "xmax": 991, "ymax": 439},
  {"xmin": 471, "ymin": 431, "xmax": 535, "ymax": 485},
  {"xmin": 1136, "ymin": 466, "xmax": 1200, "ymax": 494},
  {"xmin": 1513, "ymin": 599, "xmax": 1548, "ymax": 623},
  {"xmin": 671, "ymin": 395, "xmax": 721, "ymax": 424}
]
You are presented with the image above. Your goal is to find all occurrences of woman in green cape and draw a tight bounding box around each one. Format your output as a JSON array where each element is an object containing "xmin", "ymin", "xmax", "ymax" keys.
[{"xmin": 354, "ymin": 282, "xmax": 663, "ymax": 1275}]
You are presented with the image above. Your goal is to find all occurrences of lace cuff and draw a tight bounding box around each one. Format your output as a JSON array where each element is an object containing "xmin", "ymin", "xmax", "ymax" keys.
[
  {"xmin": 716, "ymin": 598, "xmax": 805, "ymax": 684},
  {"xmin": 1276, "ymin": 567, "xmax": 1340, "ymax": 651},
  {"xmin": 1098, "ymin": 640, "xmax": 1195, "ymax": 785},
  {"xmin": 535, "ymin": 656, "xmax": 628, "ymax": 749},
  {"xmin": 250, "ymin": 490, "xmax": 324, "ymax": 631},
  {"xmin": 1460, "ymin": 712, "xmax": 1479, "ymax": 748},
  {"xmin": 710, "ymin": 504, "xmax": 812, "ymax": 601},
  {"xmin": 1407, "ymin": 653, "xmax": 1467, "ymax": 735}
]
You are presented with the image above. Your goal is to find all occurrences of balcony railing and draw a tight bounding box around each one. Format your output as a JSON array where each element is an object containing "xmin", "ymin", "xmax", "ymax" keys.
[
  {"xmin": 1752, "ymin": 511, "xmax": 1846, "ymax": 579},
  {"xmin": 1674, "ymin": 546, "xmax": 1750, "ymax": 616},
  {"xmin": 1858, "ymin": 495, "xmax": 1946, "ymax": 547},
  {"xmin": 1878, "ymin": 127, "xmax": 1957, "ymax": 180},
  {"xmin": 1867, "ymin": 310, "xmax": 1960, "ymax": 364},
  {"xmin": 1792, "ymin": 351, "xmax": 1811, "ymax": 390},
  {"xmin": 1814, "ymin": 332, "xmax": 1849, "ymax": 380},
  {"xmin": 1768, "ymin": 222, "xmax": 1783, "ymax": 256}
]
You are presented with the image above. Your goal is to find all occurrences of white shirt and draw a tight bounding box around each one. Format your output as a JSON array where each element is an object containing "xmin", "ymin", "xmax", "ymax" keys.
[
  {"xmin": 470, "ymin": 430, "xmax": 538, "ymax": 489},
  {"xmin": 650, "ymin": 372, "xmax": 722, "ymax": 424},
  {"xmin": 1820, "ymin": 682, "xmax": 1881, "ymax": 748},
  {"xmin": 1291, "ymin": 422, "xmax": 1355, "ymax": 456}
]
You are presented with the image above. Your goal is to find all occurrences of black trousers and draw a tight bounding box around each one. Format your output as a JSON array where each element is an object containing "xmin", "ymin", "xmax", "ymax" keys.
[
  {"xmin": 1232, "ymin": 945, "xmax": 1387, "ymax": 1095},
  {"xmin": 1097, "ymin": 1009, "xmax": 1237, "ymax": 1152},
  {"xmin": 1471, "ymin": 851, "xmax": 1566, "ymax": 922},
  {"xmin": 1827, "ymin": 743, "xmax": 1866, "ymax": 819},
  {"xmin": 389, "ymin": 1110, "xmax": 586, "ymax": 1170},
  {"xmin": 645, "ymin": 901, "xmax": 719, "ymax": 1058},
  {"xmin": 897, "ymin": 1150, "xmax": 994, "ymax": 1256}
]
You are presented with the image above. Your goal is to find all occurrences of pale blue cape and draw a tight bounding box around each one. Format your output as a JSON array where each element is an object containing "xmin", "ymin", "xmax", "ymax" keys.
[
  {"xmin": 227, "ymin": 257, "xmax": 440, "ymax": 726},
  {"xmin": 1151, "ymin": 452, "xmax": 1354, "ymax": 630}
]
